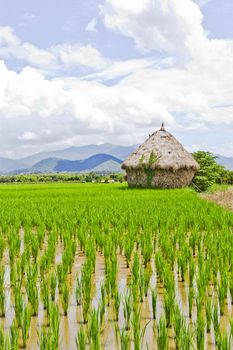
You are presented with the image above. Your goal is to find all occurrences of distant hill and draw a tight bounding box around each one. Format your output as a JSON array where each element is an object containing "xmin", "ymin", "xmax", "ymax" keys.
[
  {"xmin": 20, "ymin": 143, "xmax": 137, "ymax": 168},
  {"xmin": 0, "ymin": 143, "xmax": 137, "ymax": 174},
  {"xmin": 92, "ymin": 160, "xmax": 122, "ymax": 173},
  {"xmin": 27, "ymin": 154, "xmax": 123, "ymax": 174},
  {"xmin": 0, "ymin": 157, "xmax": 28, "ymax": 173},
  {"xmin": 216, "ymin": 155, "xmax": 233, "ymax": 171}
]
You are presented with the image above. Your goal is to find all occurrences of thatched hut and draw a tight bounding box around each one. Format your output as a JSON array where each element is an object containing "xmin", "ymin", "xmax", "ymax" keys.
[{"xmin": 122, "ymin": 124, "xmax": 199, "ymax": 188}]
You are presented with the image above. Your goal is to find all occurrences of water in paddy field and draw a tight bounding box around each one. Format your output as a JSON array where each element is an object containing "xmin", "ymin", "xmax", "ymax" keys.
[{"xmin": 0, "ymin": 230, "xmax": 232, "ymax": 350}]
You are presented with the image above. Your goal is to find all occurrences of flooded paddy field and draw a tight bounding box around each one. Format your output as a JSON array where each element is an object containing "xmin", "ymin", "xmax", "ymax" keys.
[{"xmin": 0, "ymin": 183, "xmax": 233, "ymax": 349}]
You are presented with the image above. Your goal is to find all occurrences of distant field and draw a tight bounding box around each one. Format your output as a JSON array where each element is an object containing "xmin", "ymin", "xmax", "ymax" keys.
[{"xmin": 0, "ymin": 183, "xmax": 232, "ymax": 349}]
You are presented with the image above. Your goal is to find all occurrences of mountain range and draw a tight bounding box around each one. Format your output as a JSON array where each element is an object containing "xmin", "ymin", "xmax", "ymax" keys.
[
  {"xmin": 0, "ymin": 144, "xmax": 232, "ymax": 174},
  {"xmin": 215, "ymin": 155, "xmax": 233, "ymax": 171},
  {"xmin": 0, "ymin": 144, "xmax": 137, "ymax": 174}
]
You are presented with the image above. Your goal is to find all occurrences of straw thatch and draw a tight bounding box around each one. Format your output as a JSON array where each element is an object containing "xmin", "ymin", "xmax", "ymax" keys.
[{"xmin": 122, "ymin": 124, "xmax": 199, "ymax": 188}]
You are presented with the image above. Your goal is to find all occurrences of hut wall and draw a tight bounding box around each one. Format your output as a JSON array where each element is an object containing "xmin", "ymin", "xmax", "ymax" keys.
[{"xmin": 126, "ymin": 169, "xmax": 195, "ymax": 189}]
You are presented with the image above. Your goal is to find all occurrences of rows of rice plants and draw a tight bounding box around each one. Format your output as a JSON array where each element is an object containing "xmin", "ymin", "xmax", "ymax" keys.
[{"xmin": 0, "ymin": 183, "xmax": 232, "ymax": 349}]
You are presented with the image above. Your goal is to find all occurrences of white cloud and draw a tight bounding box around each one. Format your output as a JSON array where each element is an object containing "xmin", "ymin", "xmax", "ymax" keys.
[
  {"xmin": 51, "ymin": 44, "xmax": 105, "ymax": 69},
  {"xmin": 100, "ymin": 0, "xmax": 207, "ymax": 61},
  {"xmin": 0, "ymin": 26, "xmax": 20, "ymax": 47},
  {"xmin": 0, "ymin": 0, "xmax": 233, "ymax": 157},
  {"xmin": 21, "ymin": 13, "xmax": 36, "ymax": 21},
  {"xmin": 0, "ymin": 26, "xmax": 106, "ymax": 71},
  {"xmin": 85, "ymin": 18, "xmax": 98, "ymax": 32},
  {"xmin": 0, "ymin": 60, "xmax": 174, "ymax": 157},
  {"xmin": 19, "ymin": 131, "xmax": 38, "ymax": 141}
]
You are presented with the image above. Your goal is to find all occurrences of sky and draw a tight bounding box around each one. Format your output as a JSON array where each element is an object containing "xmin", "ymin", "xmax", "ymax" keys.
[{"xmin": 0, "ymin": 0, "xmax": 233, "ymax": 158}]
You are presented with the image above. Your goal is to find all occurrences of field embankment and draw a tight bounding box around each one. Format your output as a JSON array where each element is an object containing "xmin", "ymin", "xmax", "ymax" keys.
[{"xmin": 202, "ymin": 186, "xmax": 233, "ymax": 211}]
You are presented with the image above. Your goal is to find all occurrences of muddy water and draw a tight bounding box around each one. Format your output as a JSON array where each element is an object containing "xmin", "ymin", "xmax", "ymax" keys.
[{"xmin": 1, "ymin": 243, "xmax": 233, "ymax": 350}]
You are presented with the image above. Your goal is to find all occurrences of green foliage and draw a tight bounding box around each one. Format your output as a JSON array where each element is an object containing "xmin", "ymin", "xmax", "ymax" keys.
[
  {"xmin": 139, "ymin": 151, "xmax": 161, "ymax": 187},
  {"xmin": 0, "ymin": 172, "xmax": 124, "ymax": 184},
  {"xmin": 192, "ymin": 151, "xmax": 232, "ymax": 191}
]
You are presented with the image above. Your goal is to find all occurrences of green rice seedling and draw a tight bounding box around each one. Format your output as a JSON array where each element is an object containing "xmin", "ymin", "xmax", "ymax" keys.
[
  {"xmin": 1, "ymin": 324, "xmax": 12, "ymax": 349},
  {"xmin": 212, "ymin": 302, "xmax": 220, "ymax": 341},
  {"xmin": 196, "ymin": 293, "xmax": 203, "ymax": 321},
  {"xmin": 164, "ymin": 291, "xmax": 174, "ymax": 328},
  {"xmin": 3, "ymin": 334, "xmax": 10, "ymax": 350},
  {"xmin": 110, "ymin": 254, "xmax": 118, "ymax": 297},
  {"xmin": 143, "ymin": 234, "xmax": 153, "ymax": 267},
  {"xmin": 151, "ymin": 288, "xmax": 157, "ymax": 320},
  {"xmin": 85, "ymin": 239, "xmax": 96, "ymax": 274},
  {"xmin": 132, "ymin": 307, "xmax": 140, "ymax": 350},
  {"xmin": 50, "ymin": 273, "xmax": 57, "ymax": 301},
  {"xmin": 29, "ymin": 285, "xmax": 39, "ymax": 316},
  {"xmin": 143, "ymin": 269, "xmax": 151, "ymax": 298},
  {"xmin": 124, "ymin": 237, "xmax": 134, "ymax": 268},
  {"xmin": 104, "ymin": 272, "xmax": 111, "ymax": 307},
  {"xmin": 81, "ymin": 260, "xmax": 92, "ymax": 301},
  {"xmin": 10, "ymin": 321, "xmax": 19, "ymax": 350},
  {"xmin": 188, "ymin": 287, "xmax": 194, "ymax": 318},
  {"xmin": 62, "ymin": 282, "xmax": 69, "ymax": 316},
  {"xmin": 113, "ymin": 289, "xmax": 120, "ymax": 322},
  {"xmin": 196, "ymin": 315, "xmax": 205, "ymax": 350},
  {"xmin": 181, "ymin": 323, "xmax": 193, "ymax": 350},
  {"xmin": 40, "ymin": 255, "xmax": 48, "ymax": 280},
  {"xmin": 41, "ymin": 279, "xmax": 50, "ymax": 311},
  {"xmin": 131, "ymin": 282, "xmax": 139, "ymax": 312},
  {"xmin": 57, "ymin": 264, "xmax": 65, "ymax": 294},
  {"xmin": 49, "ymin": 302, "xmax": 60, "ymax": 349},
  {"xmin": 173, "ymin": 304, "xmax": 184, "ymax": 349},
  {"xmin": 119, "ymin": 329, "xmax": 130, "ymax": 350},
  {"xmin": 205, "ymin": 298, "xmax": 212, "ymax": 333},
  {"xmin": 75, "ymin": 325, "xmax": 86, "ymax": 350},
  {"xmin": 10, "ymin": 261, "xmax": 16, "ymax": 288},
  {"xmin": 21, "ymin": 304, "xmax": 31, "ymax": 348},
  {"xmin": 31, "ymin": 236, "xmax": 39, "ymax": 262},
  {"xmin": 132, "ymin": 252, "xmax": 140, "ymax": 286},
  {"xmin": 189, "ymin": 259, "xmax": 195, "ymax": 287},
  {"xmin": 139, "ymin": 268, "xmax": 144, "ymax": 303},
  {"xmin": 0, "ymin": 267, "xmax": 5, "ymax": 317},
  {"xmin": 0, "ymin": 238, "xmax": 5, "ymax": 261},
  {"xmin": 88, "ymin": 308, "xmax": 101, "ymax": 350},
  {"xmin": 123, "ymin": 292, "xmax": 132, "ymax": 331},
  {"xmin": 99, "ymin": 298, "xmax": 105, "ymax": 330},
  {"xmin": 229, "ymin": 274, "xmax": 233, "ymax": 305},
  {"xmin": 101, "ymin": 282, "xmax": 105, "ymax": 302},
  {"xmin": 216, "ymin": 331, "xmax": 232, "ymax": 350},
  {"xmin": 82, "ymin": 296, "xmax": 91, "ymax": 324},
  {"xmin": 230, "ymin": 319, "xmax": 233, "ymax": 338},
  {"xmin": 0, "ymin": 327, "xmax": 4, "ymax": 349},
  {"xmin": 218, "ymin": 283, "xmax": 226, "ymax": 316},
  {"xmin": 76, "ymin": 276, "xmax": 82, "ymax": 306},
  {"xmin": 156, "ymin": 317, "xmax": 168, "ymax": 350},
  {"xmin": 178, "ymin": 255, "xmax": 186, "ymax": 282},
  {"xmin": 38, "ymin": 327, "xmax": 50, "ymax": 350},
  {"xmin": 131, "ymin": 307, "xmax": 149, "ymax": 350},
  {"xmin": 14, "ymin": 286, "xmax": 23, "ymax": 328}
]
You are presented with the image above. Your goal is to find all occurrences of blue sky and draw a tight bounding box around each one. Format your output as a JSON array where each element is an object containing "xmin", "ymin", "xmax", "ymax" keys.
[{"xmin": 0, "ymin": 0, "xmax": 232, "ymax": 158}]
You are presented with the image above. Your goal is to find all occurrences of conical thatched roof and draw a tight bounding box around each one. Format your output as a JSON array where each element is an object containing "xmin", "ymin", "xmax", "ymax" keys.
[{"xmin": 122, "ymin": 124, "xmax": 199, "ymax": 172}]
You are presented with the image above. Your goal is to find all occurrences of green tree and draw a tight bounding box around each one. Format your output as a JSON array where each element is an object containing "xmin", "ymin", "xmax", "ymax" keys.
[{"xmin": 192, "ymin": 151, "xmax": 225, "ymax": 191}]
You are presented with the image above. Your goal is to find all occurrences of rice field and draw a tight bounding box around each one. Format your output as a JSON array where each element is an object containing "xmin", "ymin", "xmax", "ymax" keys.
[{"xmin": 0, "ymin": 183, "xmax": 232, "ymax": 349}]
